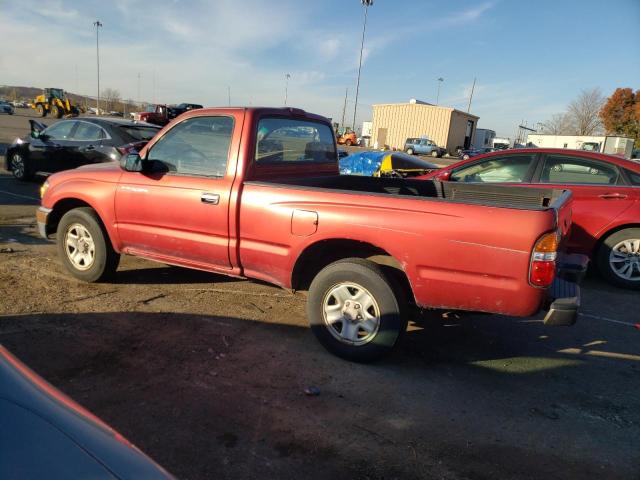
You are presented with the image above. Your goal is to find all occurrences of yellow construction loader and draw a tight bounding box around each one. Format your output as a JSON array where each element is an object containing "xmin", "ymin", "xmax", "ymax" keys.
[{"xmin": 32, "ymin": 88, "xmax": 80, "ymax": 118}]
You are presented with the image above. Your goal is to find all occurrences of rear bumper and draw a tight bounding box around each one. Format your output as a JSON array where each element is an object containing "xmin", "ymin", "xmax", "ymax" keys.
[
  {"xmin": 541, "ymin": 254, "xmax": 589, "ymax": 326},
  {"xmin": 36, "ymin": 206, "xmax": 52, "ymax": 239}
]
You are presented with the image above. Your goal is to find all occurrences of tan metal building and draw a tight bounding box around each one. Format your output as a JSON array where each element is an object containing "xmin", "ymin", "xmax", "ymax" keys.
[{"xmin": 371, "ymin": 99, "xmax": 479, "ymax": 154}]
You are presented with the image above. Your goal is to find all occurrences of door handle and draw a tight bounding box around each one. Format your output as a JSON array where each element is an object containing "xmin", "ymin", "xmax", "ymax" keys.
[
  {"xmin": 599, "ymin": 193, "xmax": 628, "ymax": 200},
  {"xmin": 85, "ymin": 145, "xmax": 96, "ymax": 151},
  {"xmin": 201, "ymin": 193, "xmax": 220, "ymax": 205}
]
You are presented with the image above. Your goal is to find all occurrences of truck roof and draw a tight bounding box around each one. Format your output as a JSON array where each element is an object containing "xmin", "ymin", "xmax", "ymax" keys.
[{"xmin": 176, "ymin": 106, "xmax": 331, "ymax": 124}]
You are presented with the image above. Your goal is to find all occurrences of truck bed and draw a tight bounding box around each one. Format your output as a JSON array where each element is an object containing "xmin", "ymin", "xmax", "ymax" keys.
[{"xmin": 247, "ymin": 175, "xmax": 568, "ymax": 211}]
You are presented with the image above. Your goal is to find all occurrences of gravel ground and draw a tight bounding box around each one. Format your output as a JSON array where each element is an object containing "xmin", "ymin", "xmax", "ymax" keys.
[{"xmin": 0, "ymin": 111, "xmax": 639, "ymax": 479}]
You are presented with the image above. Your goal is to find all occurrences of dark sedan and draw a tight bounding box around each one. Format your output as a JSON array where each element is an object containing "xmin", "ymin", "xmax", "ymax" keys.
[{"xmin": 5, "ymin": 117, "xmax": 161, "ymax": 181}]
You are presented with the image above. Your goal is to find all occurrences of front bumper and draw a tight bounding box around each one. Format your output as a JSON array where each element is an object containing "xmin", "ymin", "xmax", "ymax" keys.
[
  {"xmin": 36, "ymin": 206, "xmax": 52, "ymax": 239},
  {"xmin": 541, "ymin": 254, "xmax": 589, "ymax": 326}
]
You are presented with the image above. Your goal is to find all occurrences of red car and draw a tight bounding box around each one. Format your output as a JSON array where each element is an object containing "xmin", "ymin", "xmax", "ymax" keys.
[
  {"xmin": 37, "ymin": 109, "xmax": 583, "ymax": 361},
  {"xmin": 423, "ymin": 148, "xmax": 640, "ymax": 289}
]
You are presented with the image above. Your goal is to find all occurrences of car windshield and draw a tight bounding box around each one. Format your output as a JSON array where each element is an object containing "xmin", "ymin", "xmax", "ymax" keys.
[{"xmin": 119, "ymin": 125, "xmax": 160, "ymax": 141}]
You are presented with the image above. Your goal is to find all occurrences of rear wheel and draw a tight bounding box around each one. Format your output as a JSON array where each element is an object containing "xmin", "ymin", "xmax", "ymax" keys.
[
  {"xmin": 10, "ymin": 152, "xmax": 32, "ymax": 181},
  {"xmin": 597, "ymin": 228, "xmax": 640, "ymax": 289},
  {"xmin": 51, "ymin": 105, "xmax": 62, "ymax": 118},
  {"xmin": 36, "ymin": 104, "xmax": 46, "ymax": 117},
  {"xmin": 345, "ymin": 139, "xmax": 352, "ymax": 146},
  {"xmin": 431, "ymin": 150, "xmax": 439, "ymax": 157},
  {"xmin": 406, "ymin": 148, "xmax": 414, "ymax": 155},
  {"xmin": 307, "ymin": 258, "xmax": 407, "ymax": 362},
  {"xmin": 57, "ymin": 207, "xmax": 120, "ymax": 283}
]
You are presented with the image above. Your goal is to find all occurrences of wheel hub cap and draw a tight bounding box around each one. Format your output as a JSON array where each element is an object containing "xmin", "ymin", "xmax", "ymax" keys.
[
  {"xmin": 65, "ymin": 223, "xmax": 96, "ymax": 271},
  {"xmin": 322, "ymin": 283, "xmax": 381, "ymax": 346},
  {"xmin": 609, "ymin": 239, "xmax": 640, "ymax": 281}
]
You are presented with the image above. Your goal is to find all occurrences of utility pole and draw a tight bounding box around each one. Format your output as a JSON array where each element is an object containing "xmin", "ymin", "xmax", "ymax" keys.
[
  {"xmin": 284, "ymin": 73, "xmax": 291, "ymax": 106},
  {"xmin": 227, "ymin": 86, "xmax": 231, "ymax": 106},
  {"xmin": 93, "ymin": 20, "xmax": 102, "ymax": 114},
  {"xmin": 352, "ymin": 0, "xmax": 373, "ymax": 132},
  {"xmin": 137, "ymin": 72, "xmax": 141, "ymax": 108},
  {"xmin": 467, "ymin": 77, "xmax": 476, "ymax": 113},
  {"xmin": 341, "ymin": 87, "xmax": 348, "ymax": 132},
  {"xmin": 436, "ymin": 77, "xmax": 444, "ymax": 105},
  {"xmin": 152, "ymin": 69, "xmax": 156, "ymax": 104}
]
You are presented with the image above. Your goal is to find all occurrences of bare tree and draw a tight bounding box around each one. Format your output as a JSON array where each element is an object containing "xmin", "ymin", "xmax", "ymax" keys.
[
  {"xmin": 543, "ymin": 113, "xmax": 573, "ymax": 134},
  {"xmin": 566, "ymin": 88, "xmax": 605, "ymax": 135},
  {"xmin": 102, "ymin": 88, "xmax": 121, "ymax": 111}
]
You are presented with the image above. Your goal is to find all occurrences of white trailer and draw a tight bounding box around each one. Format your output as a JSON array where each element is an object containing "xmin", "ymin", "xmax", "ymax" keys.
[
  {"xmin": 473, "ymin": 128, "xmax": 496, "ymax": 148},
  {"xmin": 526, "ymin": 134, "xmax": 634, "ymax": 159},
  {"xmin": 491, "ymin": 137, "xmax": 510, "ymax": 149}
]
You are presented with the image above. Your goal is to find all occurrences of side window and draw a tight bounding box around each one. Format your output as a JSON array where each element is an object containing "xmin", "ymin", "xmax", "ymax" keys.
[
  {"xmin": 541, "ymin": 155, "xmax": 619, "ymax": 185},
  {"xmin": 147, "ymin": 116, "xmax": 234, "ymax": 177},
  {"xmin": 72, "ymin": 122, "xmax": 105, "ymax": 141},
  {"xmin": 450, "ymin": 155, "xmax": 536, "ymax": 183},
  {"xmin": 43, "ymin": 121, "xmax": 76, "ymax": 140},
  {"xmin": 625, "ymin": 169, "xmax": 640, "ymax": 186}
]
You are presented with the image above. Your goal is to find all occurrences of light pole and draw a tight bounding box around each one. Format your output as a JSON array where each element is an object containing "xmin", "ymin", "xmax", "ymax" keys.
[
  {"xmin": 93, "ymin": 20, "xmax": 102, "ymax": 114},
  {"xmin": 352, "ymin": 0, "xmax": 373, "ymax": 133},
  {"xmin": 436, "ymin": 77, "xmax": 444, "ymax": 105},
  {"xmin": 284, "ymin": 73, "xmax": 291, "ymax": 106}
]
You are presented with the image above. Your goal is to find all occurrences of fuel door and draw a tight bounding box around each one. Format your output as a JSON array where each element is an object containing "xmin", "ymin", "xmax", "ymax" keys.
[{"xmin": 291, "ymin": 209, "xmax": 318, "ymax": 236}]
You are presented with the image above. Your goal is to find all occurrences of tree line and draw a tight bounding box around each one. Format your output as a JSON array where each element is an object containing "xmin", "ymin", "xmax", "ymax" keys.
[{"xmin": 543, "ymin": 87, "xmax": 640, "ymax": 147}]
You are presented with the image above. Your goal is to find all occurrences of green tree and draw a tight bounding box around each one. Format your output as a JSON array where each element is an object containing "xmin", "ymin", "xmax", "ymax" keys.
[{"xmin": 599, "ymin": 88, "xmax": 639, "ymax": 146}]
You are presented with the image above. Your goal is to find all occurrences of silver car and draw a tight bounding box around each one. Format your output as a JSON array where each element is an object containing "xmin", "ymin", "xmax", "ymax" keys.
[{"xmin": 0, "ymin": 101, "xmax": 15, "ymax": 115}]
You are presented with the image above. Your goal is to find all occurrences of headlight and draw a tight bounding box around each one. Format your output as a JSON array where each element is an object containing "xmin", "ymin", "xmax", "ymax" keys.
[{"xmin": 40, "ymin": 180, "xmax": 50, "ymax": 199}]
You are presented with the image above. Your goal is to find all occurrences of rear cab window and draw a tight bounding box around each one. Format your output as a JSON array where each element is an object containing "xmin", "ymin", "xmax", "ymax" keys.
[{"xmin": 254, "ymin": 117, "xmax": 336, "ymax": 164}]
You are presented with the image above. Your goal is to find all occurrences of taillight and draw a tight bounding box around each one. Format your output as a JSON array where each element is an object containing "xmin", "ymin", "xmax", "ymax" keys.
[{"xmin": 530, "ymin": 232, "xmax": 558, "ymax": 287}]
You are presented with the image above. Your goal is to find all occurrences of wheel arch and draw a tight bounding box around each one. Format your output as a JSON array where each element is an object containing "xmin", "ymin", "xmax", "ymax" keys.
[
  {"xmin": 593, "ymin": 223, "xmax": 640, "ymax": 256},
  {"xmin": 47, "ymin": 197, "xmax": 119, "ymax": 252},
  {"xmin": 290, "ymin": 238, "xmax": 415, "ymax": 304}
]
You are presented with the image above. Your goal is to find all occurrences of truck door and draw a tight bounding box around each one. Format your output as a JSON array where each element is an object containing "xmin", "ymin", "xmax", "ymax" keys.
[{"xmin": 114, "ymin": 114, "xmax": 240, "ymax": 269}]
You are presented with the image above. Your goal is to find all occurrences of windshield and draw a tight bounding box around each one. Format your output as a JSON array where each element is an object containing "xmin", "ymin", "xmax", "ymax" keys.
[{"xmin": 255, "ymin": 117, "xmax": 336, "ymax": 163}]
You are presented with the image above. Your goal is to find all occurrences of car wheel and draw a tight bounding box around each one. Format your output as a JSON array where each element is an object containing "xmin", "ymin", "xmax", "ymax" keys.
[
  {"xmin": 596, "ymin": 228, "xmax": 640, "ymax": 290},
  {"xmin": 431, "ymin": 150, "xmax": 439, "ymax": 157},
  {"xmin": 463, "ymin": 154, "xmax": 470, "ymax": 160},
  {"xmin": 552, "ymin": 164, "xmax": 563, "ymax": 172},
  {"xmin": 57, "ymin": 207, "xmax": 120, "ymax": 283},
  {"xmin": 406, "ymin": 148, "xmax": 414, "ymax": 155},
  {"xmin": 589, "ymin": 167, "xmax": 599, "ymax": 175},
  {"xmin": 307, "ymin": 258, "xmax": 407, "ymax": 362},
  {"xmin": 10, "ymin": 152, "xmax": 32, "ymax": 181},
  {"xmin": 345, "ymin": 139, "xmax": 352, "ymax": 146},
  {"xmin": 36, "ymin": 104, "xmax": 46, "ymax": 117},
  {"xmin": 51, "ymin": 105, "xmax": 62, "ymax": 118}
]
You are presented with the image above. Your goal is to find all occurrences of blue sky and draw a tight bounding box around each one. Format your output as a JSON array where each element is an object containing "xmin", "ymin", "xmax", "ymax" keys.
[{"xmin": 1, "ymin": 0, "xmax": 639, "ymax": 137}]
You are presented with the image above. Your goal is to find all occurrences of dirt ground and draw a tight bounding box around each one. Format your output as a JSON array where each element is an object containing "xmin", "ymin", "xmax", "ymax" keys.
[{"xmin": 1, "ymin": 112, "xmax": 639, "ymax": 479}]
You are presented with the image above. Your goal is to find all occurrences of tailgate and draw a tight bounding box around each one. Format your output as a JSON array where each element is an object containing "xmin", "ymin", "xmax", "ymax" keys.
[{"xmin": 551, "ymin": 189, "xmax": 573, "ymax": 242}]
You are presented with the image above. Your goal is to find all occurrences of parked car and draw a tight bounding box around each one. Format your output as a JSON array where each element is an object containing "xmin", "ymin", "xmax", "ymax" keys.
[
  {"xmin": 0, "ymin": 345, "xmax": 173, "ymax": 479},
  {"xmin": 5, "ymin": 117, "xmax": 161, "ymax": 181},
  {"xmin": 132, "ymin": 104, "xmax": 171, "ymax": 126},
  {"xmin": 459, "ymin": 147, "xmax": 498, "ymax": 160},
  {"xmin": 340, "ymin": 151, "xmax": 439, "ymax": 177},
  {"xmin": 404, "ymin": 137, "xmax": 446, "ymax": 157},
  {"xmin": 422, "ymin": 148, "xmax": 640, "ymax": 289},
  {"xmin": 0, "ymin": 100, "xmax": 15, "ymax": 115},
  {"xmin": 37, "ymin": 107, "xmax": 584, "ymax": 362},
  {"xmin": 168, "ymin": 103, "xmax": 203, "ymax": 119},
  {"xmin": 337, "ymin": 130, "xmax": 358, "ymax": 146}
]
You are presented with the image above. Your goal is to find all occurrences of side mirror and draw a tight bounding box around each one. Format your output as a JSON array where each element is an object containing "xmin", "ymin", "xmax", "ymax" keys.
[
  {"xmin": 120, "ymin": 153, "xmax": 144, "ymax": 172},
  {"xmin": 31, "ymin": 131, "xmax": 40, "ymax": 139}
]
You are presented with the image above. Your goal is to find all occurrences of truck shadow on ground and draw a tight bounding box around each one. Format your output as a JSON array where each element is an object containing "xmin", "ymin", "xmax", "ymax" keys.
[{"xmin": 1, "ymin": 311, "xmax": 638, "ymax": 479}]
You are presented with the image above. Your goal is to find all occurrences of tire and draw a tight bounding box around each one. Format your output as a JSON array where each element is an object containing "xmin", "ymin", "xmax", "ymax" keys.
[
  {"xmin": 56, "ymin": 207, "xmax": 120, "ymax": 283},
  {"xmin": 36, "ymin": 104, "xmax": 46, "ymax": 117},
  {"xmin": 51, "ymin": 105, "xmax": 62, "ymax": 118},
  {"xmin": 552, "ymin": 164, "xmax": 563, "ymax": 172},
  {"xmin": 596, "ymin": 228, "xmax": 640, "ymax": 290},
  {"xmin": 307, "ymin": 258, "xmax": 407, "ymax": 362},
  {"xmin": 431, "ymin": 150, "xmax": 439, "ymax": 157},
  {"xmin": 345, "ymin": 139, "xmax": 352, "ymax": 146},
  {"xmin": 406, "ymin": 148, "xmax": 414, "ymax": 155},
  {"xmin": 10, "ymin": 152, "xmax": 32, "ymax": 181}
]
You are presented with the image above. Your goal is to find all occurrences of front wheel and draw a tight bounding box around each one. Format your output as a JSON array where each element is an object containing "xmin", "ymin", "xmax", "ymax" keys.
[
  {"xmin": 431, "ymin": 150, "xmax": 439, "ymax": 157},
  {"xmin": 596, "ymin": 228, "xmax": 640, "ymax": 289},
  {"xmin": 57, "ymin": 207, "xmax": 120, "ymax": 282},
  {"xmin": 307, "ymin": 258, "xmax": 407, "ymax": 362},
  {"xmin": 406, "ymin": 148, "xmax": 414, "ymax": 155},
  {"xmin": 36, "ymin": 104, "xmax": 46, "ymax": 117},
  {"xmin": 345, "ymin": 139, "xmax": 352, "ymax": 146}
]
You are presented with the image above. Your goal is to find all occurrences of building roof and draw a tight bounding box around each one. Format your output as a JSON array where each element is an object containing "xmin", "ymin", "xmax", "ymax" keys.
[{"xmin": 371, "ymin": 101, "xmax": 479, "ymax": 120}]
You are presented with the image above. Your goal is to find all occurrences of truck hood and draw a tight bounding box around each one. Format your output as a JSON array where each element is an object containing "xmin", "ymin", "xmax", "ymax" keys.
[{"xmin": 48, "ymin": 162, "xmax": 123, "ymax": 186}]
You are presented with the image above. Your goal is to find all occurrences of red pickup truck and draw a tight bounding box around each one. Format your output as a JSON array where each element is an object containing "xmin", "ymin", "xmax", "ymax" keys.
[{"xmin": 37, "ymin": 107, "xmax": 584, "ymax": 361}]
